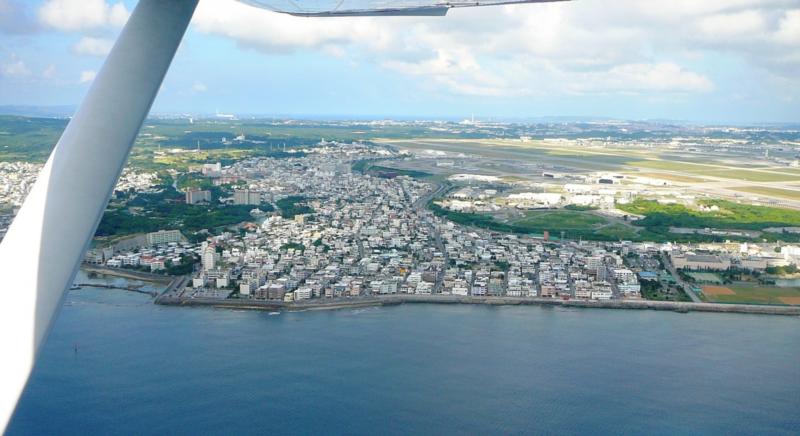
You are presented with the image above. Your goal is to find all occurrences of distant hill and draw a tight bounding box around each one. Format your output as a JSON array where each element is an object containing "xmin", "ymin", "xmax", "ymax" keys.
[{"xmin": 0, "ymin": 105, "xmax": 75, "ymax": 118}]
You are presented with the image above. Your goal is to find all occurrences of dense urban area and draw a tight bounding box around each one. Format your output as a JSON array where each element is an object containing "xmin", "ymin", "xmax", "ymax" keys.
[{"xmin": 2, "ymin": 115, "xmax": 800, "ymax": 309}]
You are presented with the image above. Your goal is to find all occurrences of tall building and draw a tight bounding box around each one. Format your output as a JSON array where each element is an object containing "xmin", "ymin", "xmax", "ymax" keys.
[
  {"xmin": 186, "ymin": 189, "xmax": 211, "ymax": 205},
  {"xmin": 234, "ymin": 189, "xmax": 261, "ymax": 205},
  {"xmin": 201, "ymin": 162, "xmax": 222, "ymax": 176},
  {"xmin": 202, "ymin": 243, "xmax": 216, "ymax": 271},
  {"xmin": 146, "ymin": 229, "xmax": 182, "ymax": 246}
]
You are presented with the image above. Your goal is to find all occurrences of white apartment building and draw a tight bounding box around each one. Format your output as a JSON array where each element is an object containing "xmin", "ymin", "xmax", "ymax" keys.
[{"xmin": 147, "ymin": 229, "xmax": 182, "ymax": 246}]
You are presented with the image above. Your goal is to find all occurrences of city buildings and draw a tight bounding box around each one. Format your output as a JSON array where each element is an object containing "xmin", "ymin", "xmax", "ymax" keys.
[
  {"xmin": 1, "ymin": 140, "xmax": 789, "ymax": 304},
  {"xmin": 186, "ymin": 189, "xmax": 212, "ymax": 205},
  {"xmin": 234, "ymin": 189, "xmax": 261, "ymax": 206}
]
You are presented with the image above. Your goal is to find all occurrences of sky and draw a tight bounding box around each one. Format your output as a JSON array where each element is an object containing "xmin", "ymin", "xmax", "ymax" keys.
[{"xmin": 0, "ymin": 0, "xmax": 799, "ymax": 123}]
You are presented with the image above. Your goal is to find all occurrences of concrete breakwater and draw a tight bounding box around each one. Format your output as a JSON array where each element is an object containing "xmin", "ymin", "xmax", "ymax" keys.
[
  {"xmin": 157, "ymin": 294, "xmax": 800, "ymax": 316},
  {"xmin": 81, "ymin": 264, "xmax": 174, "ymax": 283},
  {"xmin": 74, "ymin": 283, "xmax": 158, "ymax": 298}
]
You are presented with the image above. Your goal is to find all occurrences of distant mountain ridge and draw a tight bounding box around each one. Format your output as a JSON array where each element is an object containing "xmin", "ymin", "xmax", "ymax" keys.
[
  {"xmin": 0, "ymin": 105, "xmax": 76, "ymax": 118},
  {"xmin": 1, "ymin": 106, "xmax": 797, "ymax": 129}
]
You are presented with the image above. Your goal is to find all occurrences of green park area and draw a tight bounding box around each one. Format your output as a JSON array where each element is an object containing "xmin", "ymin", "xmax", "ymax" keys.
[
  {"xmin": 619, "ymin": 198, "xmax": 800, "ymax": 236},
  {"xmin": 429, "ymin": 203, "xmax": 639, "ymax": 241},
  {"xmin": 430, "ymin": 196, "xmax": 800, "ymax": 243},
  {"xmin": 96, "ymin": 184, "xmax": 274, "ymax": 238}
]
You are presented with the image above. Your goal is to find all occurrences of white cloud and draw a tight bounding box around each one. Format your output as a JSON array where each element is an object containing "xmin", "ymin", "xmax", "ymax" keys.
[
  {"xmin": 38, "ymin": 0, "xmax": 128, "ymax": 32},
  {"xmin": 192, "ymin": 0, "xmax": 389, "ymax": 53},
  {"xmin": 26, "ymin": 0, "xmax": 799, "ymax": 100},
  {"xmin": 41, "ymin": 64, "xmax": 56, "ymax": 79},
  {"xmin": 190, "ymin": 0, "xmax": 800, "ymax": 98},
  {"xmin": 79, "ymin": 70, "xmax": 97, "ymax": 84},
  {"xmin": 72, "ymin": 36, "xmax": 114, "ymax": 56},
  {"xmin": 192, "ymin": 81, "xmax": 208, "ymax": 93},
  {"xmin": 775, "ymin": 9, "xmax": 800, "ymax": 44},
  {"xmin": 696, "ymin": 10, "xmax": 767, "ymax": 41},
  {"xmin": 2, "ymin": 54, "xmax": 30, "ymax": 77},
  {"xmin": 570, "ymin": 63, "xmax": 715, "ymax": 94}
]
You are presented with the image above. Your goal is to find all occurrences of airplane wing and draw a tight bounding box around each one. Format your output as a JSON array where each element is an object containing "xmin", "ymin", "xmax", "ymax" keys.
[{"xmin": 239, "ymin": 0, "xmax": 569, "ymax": 17}]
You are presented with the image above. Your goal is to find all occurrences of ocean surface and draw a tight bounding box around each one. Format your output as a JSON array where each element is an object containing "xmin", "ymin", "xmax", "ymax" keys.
[{"xmin": 8, "ymin": 272, "xmax": 800, "ymax": 435}]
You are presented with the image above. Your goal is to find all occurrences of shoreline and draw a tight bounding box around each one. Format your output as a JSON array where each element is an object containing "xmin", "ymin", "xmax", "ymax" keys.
[{"xmin": 156, "ymin": 294, "xmax": 800, "ymax": 317}]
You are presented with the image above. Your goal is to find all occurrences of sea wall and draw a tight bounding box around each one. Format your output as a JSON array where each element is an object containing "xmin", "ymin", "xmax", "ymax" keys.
[{"xmin": 157, "ymin": 293, "xmax": 800, "ymax": 316}]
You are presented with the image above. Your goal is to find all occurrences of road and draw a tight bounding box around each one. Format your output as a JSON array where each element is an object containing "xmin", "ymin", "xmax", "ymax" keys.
[
  {"xmin": 661, "ymin": 253, "xmax": 702, "ymax": 303},
  {"xmin": 413, "ymin": 181, "xmax": 449, "ymax": 210},
  {"xmin": 415, "ymin": 182, "xmax": 449, "ymax": 293}
]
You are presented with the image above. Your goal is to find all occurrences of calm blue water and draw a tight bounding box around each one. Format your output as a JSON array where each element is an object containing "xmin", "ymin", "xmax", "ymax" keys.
[{"xmin": 8, "ymin": 276, "xmax": 800, "ymax": 435}]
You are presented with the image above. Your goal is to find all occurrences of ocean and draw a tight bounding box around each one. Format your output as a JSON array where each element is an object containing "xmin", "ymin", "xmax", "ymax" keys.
[{"xmin": 7, "ymin": 272, "xmax": 800, "ymax": 435}]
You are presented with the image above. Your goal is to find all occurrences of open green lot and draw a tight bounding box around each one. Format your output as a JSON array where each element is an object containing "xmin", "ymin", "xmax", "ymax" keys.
[
  {"xmin": 512, "ymin": 210, "xmax": 607, "ymax": 230},
  {"xmin": 734, "ymin": 186, "xmax": 800, "ymax": 201},
  {"xmin": 502, "ymin": 210, "xmax": 639, "ymax": 241},
  {"xmin": 703, "ymin": 284, "xmax": 800, "ymax": 306},
  {"xmin": 428, "ymin": 203, "xmax": 631, "ymax": 240},
  {"xmin": 631, "ymin": 160, "xmax": 717, "ymax": 173}
]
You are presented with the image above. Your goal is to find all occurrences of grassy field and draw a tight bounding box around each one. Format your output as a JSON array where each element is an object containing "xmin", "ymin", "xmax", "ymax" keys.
[
  {"xmin": 367, "ymin": 165, "xmax": 431, "ymax": 179},
  {"xmin": 382, "ymin": 139, "xmax": 800, "ymax": 184},
  {"xmin": 386, "ymin": 140, "xmax": 630, "ymax": 171},
  {"xmin": 702, "ymin": 284, "xmax": 800, "ymax": 305},
  {"xmin": 702, "ymin": 169, "xmax": 800, "ymax": 182},
  {"xmin": 734, "ymin": 186, "xmax": 800, "ymax": 201},
  {"xmin": 512, "ymin": 210, "xmax": 607, "ymax": 230},
  {"xmin": 630, "ymin": 160, "xmax": 717, "ymax": 173},
  {"xmin": 629, "ymin": 172, "xmax": 710, "ymax": 183},
  {"xmin": 593, "ymin": 223, "xmax": 639, "ymax": 240},
  {"xmin": 434, "ymin": 198, "xmax": 800, "ymax": 243},
  {"xmin": 630, "ymin": 160, "xmax": 800, "ymax": 182},
  {"xmin": 619, "ymin": 198, "xmax": 800, "ymax": 230}
]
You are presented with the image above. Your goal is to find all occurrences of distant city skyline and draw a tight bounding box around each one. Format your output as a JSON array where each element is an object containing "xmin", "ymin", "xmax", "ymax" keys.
[{"xmin": 1, "ymin": 0, "xmax": 799, "ymax": 123}]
